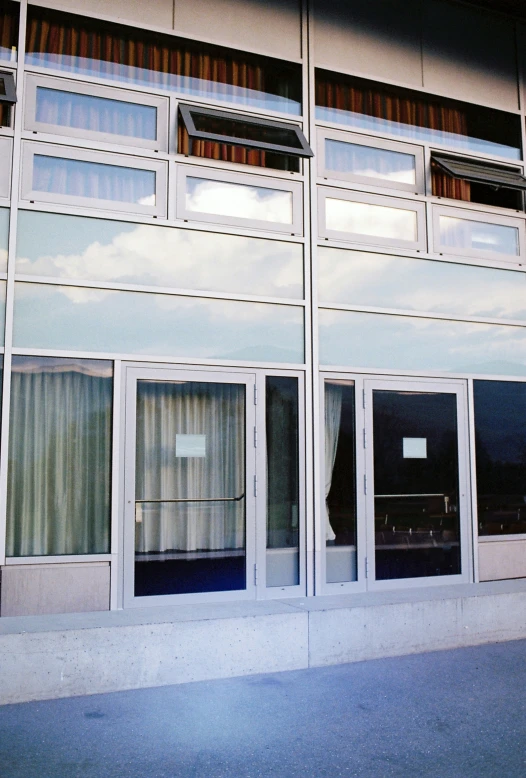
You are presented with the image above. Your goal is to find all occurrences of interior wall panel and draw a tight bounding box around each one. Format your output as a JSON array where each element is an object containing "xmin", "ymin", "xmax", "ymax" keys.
[
  {"xmin": 422, "ymin": 0, "xmax": 519, "ymax": 111},
  {"xmin": 173, "ymin": 0, "xmax": 301, "ymax": 61},
  {"xmin": 312, "ymin": 0, "xmax": 423, "ymax": 87}
]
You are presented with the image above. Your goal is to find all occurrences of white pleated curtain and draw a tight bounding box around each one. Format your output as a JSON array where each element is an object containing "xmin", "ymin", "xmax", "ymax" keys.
[
  {"xmin": 6, "ymin": 359, "xmax": 112, "ymax": 557},
  {"xmin": 135, "ymin": 380, "xmax": 245, "ymax": 554},
  {"xmin": 325, "ymin": 383, "xmax": 343, "ymax": 542}
]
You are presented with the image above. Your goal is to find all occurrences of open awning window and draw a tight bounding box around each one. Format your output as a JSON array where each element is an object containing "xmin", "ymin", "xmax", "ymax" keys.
[
  {"xmin": 0, "ymin": 72, "xmax": 17, "ymax": 106},
  {"xmin": 432, "ymin": 153, "xmax": 526, "ymax": 191},
  {"xmin": 179, "ymin": 104, "xmax": 313, "ymax": 158}
]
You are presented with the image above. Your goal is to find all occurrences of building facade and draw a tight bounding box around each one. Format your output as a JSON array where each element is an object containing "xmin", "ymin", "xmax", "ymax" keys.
[{"xmin": 1, "ymin": 0, "xmax": 526, "ymax": 678}]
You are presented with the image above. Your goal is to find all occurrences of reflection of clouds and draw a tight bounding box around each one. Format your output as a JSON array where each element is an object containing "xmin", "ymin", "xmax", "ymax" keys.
[
  {"xmin": 0, "ymin": 249, "xmax": 7, "ymax": 273},
  {"xmin": 186, "ymin": 178, "xmax": 293, "ymax": 224},
  {"xmin": 319, "ymin": 309, "xmax": 526, "ymax": 375},
  {"xmin": 325, "ymin": 141, "xmax": 415, "ymax": 184},
  {"xmin": 16, "ymin": 213, "xmax": 303, "ymax": 298},
  {"xmin": 318, "ymin": 249, "xmax": 526, "ymax": 321},
  {"xmin": 326, "ymin": 199, "xmax": 416, "ymax": 240},
  {"xmin": 439, "ymin": 216, "xmax": 518, "ymax": 255},
  {"xmin": 14, "ymin": 283, "xmax": 304, "ymax": 363}
]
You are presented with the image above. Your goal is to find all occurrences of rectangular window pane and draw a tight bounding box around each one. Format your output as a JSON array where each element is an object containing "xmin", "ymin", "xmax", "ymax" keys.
[
  {"xmin": 35, "ymin": 87, "xmax": 157, "ymax": 140},
  {"xmin": 16, "ymin": 211, "xmax": 304, "ymax": 299},
  {"xmin": 325, "ymin": 139, "xmax": 416, "ymax": 185},
  {"xmin": 325, "ymin": 380, "xmax": 357, "ymax": 583},
  {"xmin": 0, "ymin": 1, "xmax": 18, "ymax": 62},
  {"xmin": 0, "ymin": 206, "xmax": 8, "ymax": 272},
  {"xmin": 318, "ymin": 247, "xmax": 526, "ymax": 321},
  {"xmin": 26, "ymin": 7, "xmax": 301, "ymax": 115},
  {"xmin": 266, "ymin": 376, "xmax": 299, "ymax": 587},
  {"xmin": 32, "ymin": 155, "xmax": 156, "ymax": 206},
  {"xmin": 326, "ymin": 198, "xmax": 417, "ymax": 241},
  {"xmin": 320, "ymin": 309, "xmax": 526, "ymax": 376},
  {"xmin": 474, "ymin": 381, "xmax": 526, "ymax": 537},
  {"xmin": 14, "ymin": 284, "xmax": 304, "ymax": 363},
  {"xmin": 0, "ymin": 279, "xmax": 6, "ymax": 344},
  {"xmin": 6, "ymin": 356, "xmax": 113, "ymax": 557},
  {"xmin": 438, "ymin": 215, "xmax": 519, "ymax": 256},
  {"xmin": 185, "ymin": 177, "xmax": 293, "ymax": 224}
]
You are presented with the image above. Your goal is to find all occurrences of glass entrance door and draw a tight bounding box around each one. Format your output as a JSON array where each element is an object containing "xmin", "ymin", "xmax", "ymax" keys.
[
  {"xmin": 364, "ymin": 379, "xmax": 470, "ymax": 587},
  {"xmin": 124, "ymin": 367, "xmax": 256, "ymax": 606}
]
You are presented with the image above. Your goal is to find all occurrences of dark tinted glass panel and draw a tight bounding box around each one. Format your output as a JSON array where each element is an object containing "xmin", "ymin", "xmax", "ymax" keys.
[
  {"xmin": 373, "ymin": 390, "xmax": 461, "ymax": 580},
  {"xmin": 325, "ymin": 381, "xmax": 357, "ymax": 583},
  {"xmin": 6, "ymin": 356, "xmax": 113, "ymax": 557},
  {"xmin": 0, "ymin": 1, "xmax": 18, "ymax": 62},
  {"xmin": 431, "ymin": 163, "xmax": 522, "ymax": 210},
  {"xmin": 316, "ymin": 70, "xmax": 521, "ymax": 160},
  {"xmin": 473, "ymin": 380, "xmax": 526, "ymax": 536},
  {"xmin": 266, "ymin": 376, "xmax": 299, "ymax": 587},
  {"xmin": 192, "ymin": 113, "xmax": 303, "ymax": 149},
  {"xmin": 26, "ymin": 7, "xmax": 301, "ymax": 115}
]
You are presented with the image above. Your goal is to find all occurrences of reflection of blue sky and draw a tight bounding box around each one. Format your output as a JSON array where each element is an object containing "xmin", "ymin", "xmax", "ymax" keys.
[
  {"xmin": 326, "ymin": 199, "xmax": 416, "ymax": 240},
  {"xmin": 186, "ymin": 178, "xmax": 293, "ymax": 224},
  {"xmin": 325, "ymin": 140, "xmax": 415, "ymax": 184},
  {"xmin": 318, "ymin": 248, "xmax": 526, "ymax": 321},
  {"xmin": 14, "ymin": 283, "xmax": 304, "ymax": 363},
  {"xmin": 0, "ymin": 280, "xmax": 6, "ymax": 344},
  {"xmin": 16, "ymin": 211, "xmax": 303, "ymax": 298},
  {"xmin": 0, "ymin": 207, "xmax": 8, "ymax": 272},
  {"xmin": 319, "ymin": 309, "xmax": 526, "ymax": 376},
  {"xmin": 439, "ymin": 216, "xmax": 518, "ymax": 256}
]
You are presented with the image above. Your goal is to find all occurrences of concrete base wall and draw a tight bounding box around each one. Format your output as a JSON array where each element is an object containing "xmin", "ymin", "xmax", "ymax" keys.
[{"xmin": 2, "ymin": 580, "xmax": 526, "ymax": 705}]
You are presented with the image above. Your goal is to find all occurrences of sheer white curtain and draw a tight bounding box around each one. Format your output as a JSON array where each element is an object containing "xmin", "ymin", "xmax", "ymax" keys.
[
  {"xmin": 6, "ymin": 358, "xmax": 112, "ymax": 557},
  {"xmin": 325, "ymin": 383, "xmax": 343, "ymax": 541},
  {"xmin": 135, "ymin": 380, "xmax": 245, "ymax": 554}
]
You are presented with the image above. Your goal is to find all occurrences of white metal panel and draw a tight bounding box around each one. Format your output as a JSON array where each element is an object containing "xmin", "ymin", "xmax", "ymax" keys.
[
  {"xmin": 0, "ymin": 137, "xmax": 12, "ymax": 200},
  {"xmin": 173, "ymin": 0, "xmax": 301, "ymax": 61},
  {"xmin": 422, "ymin": 0, "xmax": 519, "ymax": 111},
  {"xmin": 35, "ymin": 0, "xmax": 174, "ymax": 30},
  {"xmin": 312, "ymin": 0, "xmax": 423, "ymax": 87},
  {"xmin": 479, "ymin": 538, "xmax": 526, "ymax": 581}
]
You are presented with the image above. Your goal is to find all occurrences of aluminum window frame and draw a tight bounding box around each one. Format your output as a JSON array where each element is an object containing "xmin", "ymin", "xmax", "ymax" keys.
[
  {"xmin": 179, "ymin": 102, "xmax": 313, "ymax": 159},
  {"xmin": 318, "ymin": 128, "xmax": 425, "ymax": 195},
  {"xmin": 0, "ymin": 70, "xmax": 16, "ymax": 106},
  {"xmin": 0, "ymin": 136, "xmax": 12, "ymax": 200},
  {"xmin": 20, "ymin": 142, "xmax": 168, "ymax": 218},
  {"xmin": 432, "ymin": 204, "xmax": 525, "ymax": 263},
  {"xmin": 24, "ymin": 74, "xmax": 169, "ymax": 152},
  {"xmin": 318, "ymin": 186, "xmax": 427, "ymax": 251},
  {"xmin": 176, "ymin": 164, "xmax": 304, "ymax": 236}
]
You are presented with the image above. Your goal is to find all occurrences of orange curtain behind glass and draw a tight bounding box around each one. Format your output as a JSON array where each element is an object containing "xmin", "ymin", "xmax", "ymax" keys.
[{"xmin": 0, "ymin": 1, "xmax": 19, "ymax": 127}]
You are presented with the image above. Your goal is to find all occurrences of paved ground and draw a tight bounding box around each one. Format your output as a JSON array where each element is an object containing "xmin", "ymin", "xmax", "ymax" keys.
[{"xmin": 0, "ymin": 639, "xmax": 525, "ymax": 778}]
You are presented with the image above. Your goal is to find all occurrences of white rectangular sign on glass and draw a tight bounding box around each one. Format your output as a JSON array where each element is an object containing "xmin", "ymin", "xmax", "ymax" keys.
[
  {"xmin": 176, "ymin": 434, "xmax": 206, "ymax": 457},
  {"xmin": 403, "ymin": 437, "xmax": 427, "ymax": 458}
]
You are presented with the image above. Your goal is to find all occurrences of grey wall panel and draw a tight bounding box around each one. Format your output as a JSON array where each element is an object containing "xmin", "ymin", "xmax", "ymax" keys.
[
  {"xmin": 313, "ymin": 0, "xmax": 423, "ymax": 87},
  {"xmin": 423, "ymin": 0, "xmax": 519, "ymax": 111},
  {"xmin": 173, "ymin": 0, "xmax": 301, "ymax": 61},
  {"xmin": 479, "ymin": 541, "xmax": 526, "ymax": 581},
  {"xmin": 35, "ymin": 0, "xmax": 174, "ymax": 29}
]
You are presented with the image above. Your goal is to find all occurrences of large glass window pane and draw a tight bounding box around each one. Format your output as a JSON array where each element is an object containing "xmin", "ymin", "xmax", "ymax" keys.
[
  {"xmin": 326, "ymin": 198, "xmax": 417, "ymax": 241},
  {"xmin": 32, "ymin": 155, "xmax": 156, "ymax": 206},
  {"xmin": 325, "ymin": 139, "xmax": 416, "ymax": 185},
  {"xmin": 185, "ymin": 177, "xmax": 293, "ymax": 224},
  {"xmin": 35, "ymin": 87, "xmax": 157, "ymax": 140},
  {"xmin": 325, "ymin": 380, "xmax": 357, "ymax": 583},
  {"xmin": 135, "ymin": 380, "xmax": 246, "ymax": 596},
  {"xmin": 266, "ymin": 376, "xmax": 299, "ymax": 587},
  {"xmin": 320, "ymin": 309, "xmax": 526, "ymax": 376},
  {"xmin": 0, "ymin": 1, "xmax": 18, "ymax": 63},
  {"xmin": 438, "ymin": 215, "xmax": 519, "ymax": 257},
  {"xmin": 26, "ymin": 7, "xmax": 301, "ymax": 115},
  {"xmin": 16, "ymin": 212, "xmax": 304, "ymax": 298},
  {"xmin": 318, "ymin": 247, "xmax": 526, "ymax": 322},
  {"xmin": 14, "ymin": 284, "xmax": 305, "ymax": 363},
  {"xmin": 473, "ymin": 381, "xmax": 526, "ymax": 536},
  {"xmin": 6, "ymin": 357, "xmax": 113, "ymax": 557},
  {"xmin": 0, "ymin": 206, "xmax": 8, "ymax": 272}
]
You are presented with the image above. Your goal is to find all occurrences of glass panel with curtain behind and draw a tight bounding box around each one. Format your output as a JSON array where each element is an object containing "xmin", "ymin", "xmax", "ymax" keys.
[
  {"xmin": 0, "ymin": 205, "xmax": 8, "ymax": 272},
  {"xmin": 134, "ymin": 379, "xmax": 246, "ymax": 596},
  {"xmin": 473, "ymin": 381, "xmax": 526, "ymax": 536},
  {"xmin": 26, "ymin": 7, "xmax": 301, "ymax": 115},
  {"xmin": 319, "ymin": 309, "xmax": 526, "ymax": 377},
  {"xmin": 6, "ymin": 356, "xmax": 113, "ymax": 557},
  {"xmin": 266, "ymin": 376, "xmax": 299, "ymax": 587},
  {"xmin": 315, "ymin": 70, "xmax": 521, "ymax": 160},
  {"xmin": 35, "ymin": 87, "xmax": 158, "ymax": 141},
  {"xmin": 0, "ymin": 1, "xmax": 18, "ymax": 63},
  {"xmin": 325, "ymin": 198, "xmax": 418, "ymax": 242},
  {"xmin": 14, "ymin": 284, "xmax": 305, "ymax": 364},
  {"xmin": 325, "ymin": 380, "xmax": 357, "ymax": 583},
  {"xmin": 324, "ymin": 139, "xmax": 416, "ymax": 186},
  {"xmin": 437, "ymin": 215, "xmax": 519, "ymax": 257},
  {"xmin": 185, "ymin": 177, "xmax": 293, "ymax": 224},
  {"xmin": 318, "ymin": 247, "xmax": 526, "ymax": 322},
  {"xmin": 31, "ymin": 155, "xmax": 157, "ymax": 206},
  {"xmin": 15, "ymin": 211, "xmax": 303, "ymax": 299}
]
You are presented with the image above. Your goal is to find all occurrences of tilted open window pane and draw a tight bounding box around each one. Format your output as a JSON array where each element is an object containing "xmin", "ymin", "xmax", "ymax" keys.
[
  {"xmin": 0, "ymin": 70, "xmax": 15, "ymax": 103},
  {"xmin": 433, "ymin": 155, "xmax": 526, "ymax": 192},
  {"xmin": 432, "ymin": 153, "xmax": 525, "ymax": 210}
]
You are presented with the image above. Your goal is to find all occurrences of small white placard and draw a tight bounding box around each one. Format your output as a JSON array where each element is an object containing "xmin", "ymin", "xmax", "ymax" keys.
[
  {"xmin": 176, "ymin": 434, "xmax": 206, "ymax": 458},
  {"xmin": 403, "ymin": 437, "xmax": 427, "ymax": 459}
]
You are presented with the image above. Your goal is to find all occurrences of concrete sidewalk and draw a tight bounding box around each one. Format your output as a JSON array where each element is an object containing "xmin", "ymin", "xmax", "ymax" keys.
[{"xmin": 0, "ymin": 639, "xmax": 525, "ymax": 778}]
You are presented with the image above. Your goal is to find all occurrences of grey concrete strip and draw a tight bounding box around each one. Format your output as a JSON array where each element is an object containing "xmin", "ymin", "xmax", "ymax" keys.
[{"xmin": 0, "ymin": 639, "xmax": 525, "ymax": 778}]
